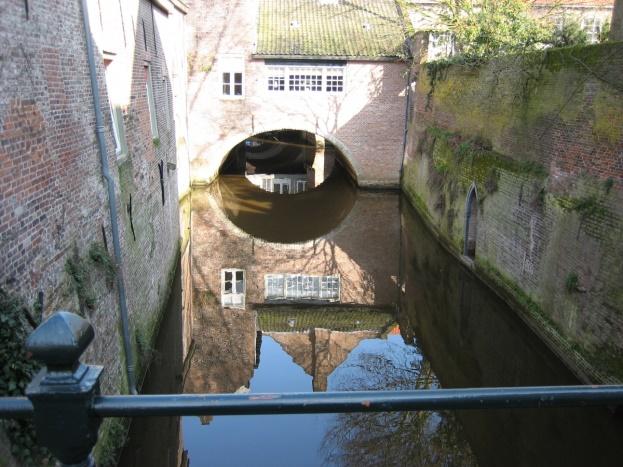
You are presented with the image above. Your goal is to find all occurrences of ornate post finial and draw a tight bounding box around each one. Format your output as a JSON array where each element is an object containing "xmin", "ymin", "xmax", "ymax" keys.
[{"xmin": 26, "ymin": 311, "xmax": 103, "ymax": 467}]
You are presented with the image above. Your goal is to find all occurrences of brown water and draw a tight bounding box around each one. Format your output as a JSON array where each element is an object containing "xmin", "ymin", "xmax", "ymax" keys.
[{"xmin": 118, "ymin": 173, "xmax": 623, "ymax": 467}]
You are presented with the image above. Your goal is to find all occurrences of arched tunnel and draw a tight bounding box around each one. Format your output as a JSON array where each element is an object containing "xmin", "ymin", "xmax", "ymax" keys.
[
  {"xmin": 219, "ymin": 129, "xmax": 357, "ymax": 193},
  {"xmin": 212, "ymin": 129, "xmax": 359, "ymax": 243}
]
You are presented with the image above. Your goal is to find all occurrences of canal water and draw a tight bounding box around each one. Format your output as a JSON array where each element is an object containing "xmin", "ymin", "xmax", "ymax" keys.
[{"xmin": 118, "ymin": 171, "xmax": 623, "ymax": 467}]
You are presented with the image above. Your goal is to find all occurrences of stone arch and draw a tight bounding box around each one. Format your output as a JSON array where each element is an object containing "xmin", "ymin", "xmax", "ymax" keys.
[
  {"xmin": 216, "ymin": 126, "xmax": 361, "ymax": 185},
  {"xmin": 464, "ymin": 183, "xmax": 478, "ymax": 259}
]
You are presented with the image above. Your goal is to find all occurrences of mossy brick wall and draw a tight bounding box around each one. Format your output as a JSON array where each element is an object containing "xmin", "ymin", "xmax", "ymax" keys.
[
  {"xmin": 0, "ymin": 0, "xmax": 185, "ymax": 400},
  {"xmin": 402, "ymin": 42, "xmax": 623, "ymax": 383}
]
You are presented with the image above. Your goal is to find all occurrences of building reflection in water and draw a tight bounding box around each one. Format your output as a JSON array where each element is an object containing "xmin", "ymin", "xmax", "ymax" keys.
[
  {"xmin": 221, "ymin": 130, "xmax": 343, "ymax": 195},
  {"xmin": 185, "ymin": 171, "xmax": 401, "ymax": 397},
  {"xmin": 120, "ymin": 173, "xmax": 623, "ymax": 467}
]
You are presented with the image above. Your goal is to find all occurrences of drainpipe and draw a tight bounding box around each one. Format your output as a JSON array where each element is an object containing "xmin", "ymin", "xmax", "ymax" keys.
[
  {"xmin": 400, "ymin": 64, "xmax": 412, "ymax": 186},
  {"xmin": 80, "ymin": 0, "xmax": 137, "ymax": 395}
]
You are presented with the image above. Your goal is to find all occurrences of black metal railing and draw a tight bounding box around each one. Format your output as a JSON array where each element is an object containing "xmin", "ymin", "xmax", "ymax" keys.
[{"xmin": 1, "ymin": 311, "xmax": 623, "ymax": 467}]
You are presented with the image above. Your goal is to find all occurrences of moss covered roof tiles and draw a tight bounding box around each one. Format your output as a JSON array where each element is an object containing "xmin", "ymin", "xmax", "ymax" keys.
[{"xmin": 256, "ymin": 0, "xmax": 407, "ymax": 59}]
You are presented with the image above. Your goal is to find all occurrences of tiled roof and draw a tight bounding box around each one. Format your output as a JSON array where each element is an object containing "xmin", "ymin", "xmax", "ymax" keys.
[{"xmin": 256, "ymin": 0, "xmax": 407, "ymax": 59}]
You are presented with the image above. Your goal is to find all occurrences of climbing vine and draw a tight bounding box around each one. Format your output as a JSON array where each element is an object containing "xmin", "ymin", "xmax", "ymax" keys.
[
  {"xmin": 65, "ymin": 242, "xmax": 117, "ymax": 314},
  {"xmin": 0, "ymin": 289, "xmax": 50, "ymax": 465}
]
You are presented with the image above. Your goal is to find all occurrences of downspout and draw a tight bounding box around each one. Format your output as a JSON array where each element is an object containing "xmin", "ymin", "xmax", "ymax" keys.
[
  {"xmin": 400, "ymin": 64, "xmax": 412, "ymax": 186},
  {"xmin": 80, "ymin": 0, "xmax": 137, "ymax": 395}
]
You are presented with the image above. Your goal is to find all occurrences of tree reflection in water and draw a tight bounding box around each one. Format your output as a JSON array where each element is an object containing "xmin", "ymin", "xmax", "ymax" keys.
[{"xmin": 321, "ymin": 335, "xmax": 477, "ymax": 467}]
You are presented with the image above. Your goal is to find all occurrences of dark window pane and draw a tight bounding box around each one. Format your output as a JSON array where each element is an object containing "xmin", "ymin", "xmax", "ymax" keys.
[
  {"xmin": 236, "ymin": 271, "xmax": 244, "ymax": 281},
  {"xmin": 224, "ymin": 280, "xmax": 232, "ymax": 293},
  {"xmin": 223, "ymin": 84, "xmax": 230, "ymax": 94},
  {"xmin": 234, "ymin": 84, "xmax": 242, "ymax": 95},
  {"xmin": 225, "ymin": 271, "xmax": 232, "ymax": 281},
  {"xmin": 222, "ymin": 72, "xmax": 230, "ymax": 84},
  {"xmin": 234, "ymin": 73, "xmax": 242, "ymax": 84}
]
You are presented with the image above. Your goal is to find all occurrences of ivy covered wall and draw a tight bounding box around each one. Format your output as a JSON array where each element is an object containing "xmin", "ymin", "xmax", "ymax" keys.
[{"xmin": 402, "ymin": 42, "xmax": 623, "ymax": 383}]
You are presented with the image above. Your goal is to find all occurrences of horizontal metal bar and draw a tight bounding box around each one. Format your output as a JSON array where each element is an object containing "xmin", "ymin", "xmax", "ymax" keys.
[
  {"xmin": 0, "ymin": 398, "xmax": 34, "ymax": 418},
  {"xmin": 92, "ymin": 385, "xmax": 623, "ymax": 417},
  {"xmin": 3, "ymin": 386, "xmax": 623, "ymax": 420}
]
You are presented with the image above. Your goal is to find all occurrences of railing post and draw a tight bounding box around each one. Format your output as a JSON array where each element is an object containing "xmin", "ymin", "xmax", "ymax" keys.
[{"xmin": 25, "ymin": 311, "xmax": 103, "ymax": 467}]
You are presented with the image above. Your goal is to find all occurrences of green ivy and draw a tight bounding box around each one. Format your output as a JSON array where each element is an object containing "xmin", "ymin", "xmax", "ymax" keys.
[
  {"xmin": 65, "ymin": 253, "xmax": 97, "ymax": 313},
  {"xmin": 89, "ymin": 242, "xmax": 117, "ymax": 287},
  {"xmin": 0, "ymin": 289, "xmax": 50, "ymax": 465}
]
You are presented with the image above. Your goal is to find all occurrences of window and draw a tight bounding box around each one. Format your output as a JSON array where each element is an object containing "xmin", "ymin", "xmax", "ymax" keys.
[
  {"xmin": 145, "ymin": 65, "xmax": 158, "ymax": 138},
  {"xmin": 109, "ymin": 106, "xmax": 127, "ymax": 157},
  {"xmin": 264, "ymin": 274, "xmax": 340, "ymax": 302},
  {"xmin": 219, "ymin": 55, "xmax": 245, "ymax": 98},
  {"xmin": 221, "ymin": 269, "xmax": 245, "ymax": 308},
  {"xmin": 266, "ymin": 64, "xmax": 345, "ymax": 93},
  {"xmin": 581, "ymin": 16, "xmax": 603, "ymax": 43},
  {"xmin": 273, "ymin": 178, "xmax": 291, "ymax": 194},
  {"xmin": 325, "ymin": 67, "xmax": 344, "ymax": 92},
  {"xmin": 289, "ymin": 68, "xmax": 323, "ymax": 91},
  {"xmin": 267, "ymin": 67, "xmax": 285, "ymax": 91},
  {"xmin": 104, "ymin": 60, "xmax": 127, "ymax": 158},
  {"xmin": 320, "ymin": 276, "xmax": 340, "ymax": 300},
  {"xmin": 266, "ymin": 274, "xmax": 285, "ymax": 300},
  {"xmin": 222, "ymin": 72, "xmax": 243, "ymax": 96},
  {"xmin": 296, "ymin": 180, "xmax": 307, "ymax": 193},
  {"xmin": 162, "ymin": 77, "xmax": 170, "ymax": 128},
  {"xmin": 261, "ymin": 178, "xmax": 273, "ymax": 192}
]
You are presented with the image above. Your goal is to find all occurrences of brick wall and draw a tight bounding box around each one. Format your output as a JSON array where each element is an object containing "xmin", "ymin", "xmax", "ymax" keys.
[
  {"xmin": 402, "ymin": 42, "xmax": 623, "ymax": 383},
  {"xmin": 0, "ymin": 0, "xmax": 189, "ymax": 397},
  {"xmin": 186, "ymin": 0, "xmax": 408, "ymax": 188}
]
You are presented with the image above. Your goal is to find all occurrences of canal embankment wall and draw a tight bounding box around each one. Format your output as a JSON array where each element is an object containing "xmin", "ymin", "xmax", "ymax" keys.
[{"xmin": 402, "ymin": 42, "xmax": 623, "ymax": 384}]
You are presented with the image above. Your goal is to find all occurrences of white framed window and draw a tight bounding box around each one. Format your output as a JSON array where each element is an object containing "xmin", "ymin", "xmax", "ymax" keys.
[
  {"xmin": 219, "ymin": 54, "xmax": 245, "ymax": 98},
  {"xmin": 104, "ymin": 60, "xmax": 127, "ymax": 158},
  {"xmin": 289, "ymin": 67, "xmax": 323, "ymax": 91},
  {"xmin": 267, "ymin": 67, "xmax": 285, "ymax": 91},
  {"xmin": 273, "ymin": 178, "xmax": 291, "ymax": 194},
  {"xmin": 296, "ymin": 180, "xmax": 307, "ymax": 193},
  {"xmin": 266, "ymin": 274, "xmax": 285, "ymax": 300},
  {"xmin": 581, "ymin": 16, "xmax": 603, "ymax": 43},
  {"xmin": 261, "ymin": 177, "xmax": 274, "ymax": 192},
  {"xmin": 221, "ymin": 269, "xmax": 245, "ymax": 308},
  {"xmin": 325, "ymin": 67, "xmax": 344, "ymax": 92},
  {"xmin": 145, "ymin": 64, "xmax": 159, "ymax": 138},
  {"xmin": 222, "ymin": 72, "xmax": 243, "ymax": 96},
  {"xmin": 321, "ymin": 275, "xmax": 340, "ymax": 300},
  {"xmin": 109, "ymin": 106, "xmax": 127, "ymax": 157},
  {"xmin": 266, "ymin": 64, "xmax": 345, "ymax": 93},
  {"xmin": 264, "ymin": 274, "xmax": 340, "ymax": 302}
]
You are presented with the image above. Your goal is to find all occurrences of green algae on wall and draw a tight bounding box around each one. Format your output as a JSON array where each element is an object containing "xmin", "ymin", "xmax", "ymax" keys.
[
  {"xmin": 404, "ymin": 42, "xmax": 623, "ymax": 383},
  {"xmin": 424, "ymin": 42, "xmax": 623, "ymax": 158}
]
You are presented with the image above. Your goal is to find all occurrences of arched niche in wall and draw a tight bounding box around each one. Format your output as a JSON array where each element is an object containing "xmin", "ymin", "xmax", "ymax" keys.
[{"xmin": 463, "ymin": 183, "xmax": 478, "ymax": 259}]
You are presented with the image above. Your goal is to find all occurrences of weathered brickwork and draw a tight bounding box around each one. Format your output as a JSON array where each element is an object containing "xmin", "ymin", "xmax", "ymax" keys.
[
  {"xmin": 186, "ymin": 0, "xmax": 408, "ymax": 188},
  {"xmin": 403, "ymin": 42, "xmax": 623, "ymax": 382},
  {"xmin": 0, "ymin": 0, "xmax": 189, "ymax": 403}
]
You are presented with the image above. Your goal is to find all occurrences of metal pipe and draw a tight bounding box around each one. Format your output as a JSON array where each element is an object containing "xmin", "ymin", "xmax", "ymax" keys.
[
  {"xmin": 79, "ymin": 0, "xmax": 136, "ymax": 394},
  {"xmin": 3, "ymin": 385, "xmax": 623, "ymax": 420}
]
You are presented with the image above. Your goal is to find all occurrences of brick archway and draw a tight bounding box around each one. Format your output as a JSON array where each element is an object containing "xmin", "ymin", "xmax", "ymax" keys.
[{"xmin": 216, "ymin": 128, "xmax": 361, "ymax": 185}]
